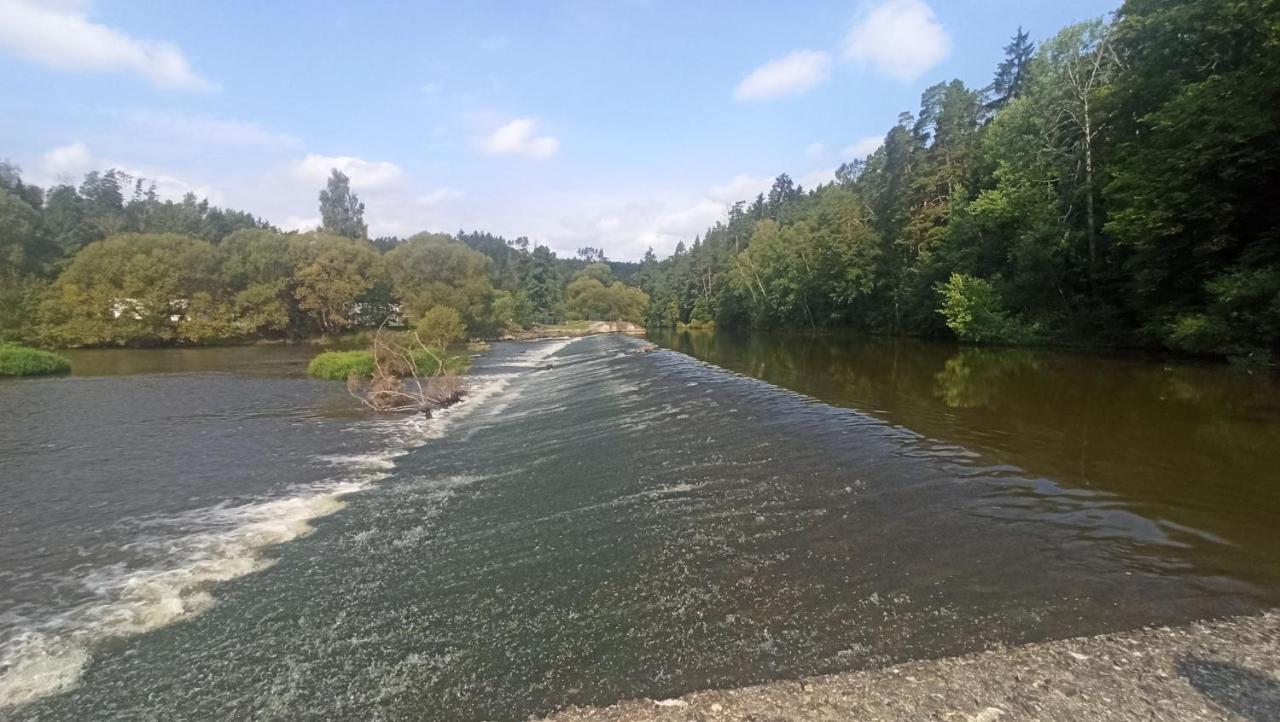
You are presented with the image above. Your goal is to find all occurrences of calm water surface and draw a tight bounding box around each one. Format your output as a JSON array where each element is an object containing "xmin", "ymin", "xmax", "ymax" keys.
[
  {"xmin": 0, "ymin": 335, "xmax": 1276, "ymax": 720},
  {"xmin": 650, "ymin": 329, "xmax": 1280, "ymax": 594}
]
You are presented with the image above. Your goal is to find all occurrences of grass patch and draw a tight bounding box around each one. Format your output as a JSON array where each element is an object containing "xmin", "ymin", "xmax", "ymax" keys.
[
  {"xmin": 307, "ymin": 348, "xmax": 469, "ymax": 380},
  {"xmin": 0, "ymin": 345, "xmax": 72, "ymax": 377}
]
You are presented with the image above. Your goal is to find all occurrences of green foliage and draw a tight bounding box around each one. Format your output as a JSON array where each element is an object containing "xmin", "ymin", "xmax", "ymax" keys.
[
  {"xmin": 288, "ymin": 232, "xmax": 383, "ymax": 334},
  {"xmin": 0, "ymin": 187, "xmax": 56, "ymax": 276},
  {"xmin": 2, "ymin": 161, "xmax": 270, "ymax": 269},
  {"xmin": 0, "ymin": 274, "xmax": 49, "ymax": 344},
  {"xmin": 416, "ymin": 305, "xmax": 467, "ymax": 348},
  {"xmin": 1162, "ymin": 314, "xmax": 1232, "ymax": 355},
  {"xmin": 576, "ymin": 263, "xmax": 613, "ymax": 284},
  {"xmin": 518, "ymin": 245, "xmax": 563, "ymax": 321},
  {"xmin": 563, "ymin": 268, "xmax": 650, "ymax": 323},
  {"xmin": 632, "ymin": 0, "xmax": 1280, "ymax": 356},
  {"xmin": 490, "ymin": 290, "xmax": 534, "ymax": 331},
  {"xmin": 0, "ymin": 163, "xmax": 656, "ymax": 348},
  {"xmin": 386, "ymin": 233, "xmax": 496, "ymax": 333},
  {"xmin": 318, "ymin": 170, "xmax": 367, "ymax": 239},
  {"xmin": 31, "ymin": 228, "xmax": 390, "ymax": 346},
  {"xmin": 689, "ymin": 295, "xmax": 715, "ymax": 326},
  {"xmin": 40, "ymin": 233, "xmax": 221, "ymax": 347},
  {"xmin": 727, "ymin": 190, "xmax": 881, "ymax": 328},
  {"xmin": 306, "ymin": 350, "xmax": 376, "ymax": 380},
  {"xmin": 306, "ymin": 346, "xmax": 468, "ymax": 380},
  {"xmin": 0, "ymin": 344, "xmax": 71, "ymax": 376},
  {"xmin": 1105, "ymin": 0, "xmax": 1280, "ymax": 352},
  {"xmin": 936, "ymin": 273, "xmax": 1036, "ymax": 344},
  {"xmin": 988, "ymin": 27, "xmax": 1036, "ymax": 113}
]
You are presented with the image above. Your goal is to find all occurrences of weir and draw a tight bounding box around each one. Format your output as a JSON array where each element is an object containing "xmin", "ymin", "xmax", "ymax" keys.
[{"xmin": 3, "ymin": 335, "xmax": 1269, "ymax": 720}]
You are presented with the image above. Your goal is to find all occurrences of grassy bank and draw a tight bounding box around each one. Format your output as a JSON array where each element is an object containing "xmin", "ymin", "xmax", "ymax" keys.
[
  {"xmin": 306, "ymin": 348, "xmax": 469, "ymax": 380},
  {"xmin": 0, "ymin": 345, "xmax": 72, "ymax": 377}
]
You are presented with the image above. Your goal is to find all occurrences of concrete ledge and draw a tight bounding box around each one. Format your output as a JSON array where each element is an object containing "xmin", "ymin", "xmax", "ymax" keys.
[{"xmin": 542, "ymin": 612, "xmax": 1280, "ymax": 721}]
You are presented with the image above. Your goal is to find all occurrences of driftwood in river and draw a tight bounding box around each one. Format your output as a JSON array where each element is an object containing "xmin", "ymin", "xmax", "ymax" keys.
[{"xmin": 345, "ymin": 330, "xmax": 466, "ymax": 414}]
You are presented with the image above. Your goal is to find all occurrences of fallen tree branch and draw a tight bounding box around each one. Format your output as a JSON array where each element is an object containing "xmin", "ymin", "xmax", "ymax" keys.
[{"xmin": 346, "ymin": 328, "xmax": 467, "ymax": 414}]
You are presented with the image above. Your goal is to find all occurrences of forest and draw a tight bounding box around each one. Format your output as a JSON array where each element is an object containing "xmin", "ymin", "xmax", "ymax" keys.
[
  {"xmin": 638, "ymin": 0, "xmax": 1279, "ymax": 356},
  {"xmin": 2, "ymin": 0, "xmax": 1277, "ymax": 355},
  {"xmin": 0, "ymin": 165, "xmax": 646, "ymax": 347}
]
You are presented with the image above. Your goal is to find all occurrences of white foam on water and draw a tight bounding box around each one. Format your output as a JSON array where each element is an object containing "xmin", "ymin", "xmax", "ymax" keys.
[
  {"xmin": 651, "ymin": 483, "xmax": 697, "ymax": 496},
  {"xmin": 0, "ymin": 338, "xmax": 580, "ymax": 710},
  {"xmin": 504, "ymin": 337, "xmax": 578, "ymax": 368},
  {"xmin": 431, "ymin": 337, "xmax": 580, "ymax": 434},
  {"xmin": 0, "ymin": 478, "xmax": 373, "ymax": 709},
  {"xmin": 319, "ymin": 452, "xmax": 402, "ymax": 471}
]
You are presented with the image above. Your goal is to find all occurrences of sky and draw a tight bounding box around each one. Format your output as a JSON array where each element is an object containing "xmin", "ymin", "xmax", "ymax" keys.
[{"xmin": 0, "ymin": 0, "xmax": 1119, "ymax": 261}]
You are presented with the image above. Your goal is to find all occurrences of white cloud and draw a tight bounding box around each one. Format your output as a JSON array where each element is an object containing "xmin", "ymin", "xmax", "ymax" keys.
[
  {"xmin": 801, "ymin": 167, "xmax": 837, "ymax": 189},
  {"xmin": 118, "ymin": 110, "xmax": 300, "ymax": 148},
  {"xmin": 418, "ymin": 187, "xmax": 463, "ymax": 205},
  {"xmin": 480, "ymin": 118, "xmax": 559, "ymax": 160},
  {"xmin": 805, "ymin": 142, "xmax": 829, "ymax": 162},
  {"xmin": 0, "ymin": 0, "xmax": 213, "ymax": 90},
  {"xmin": 626, "ymin": 175, "xmax": 773, "ymax": 256},
  {"xmin": 841, "ymin": 135, "xmax": 884, "ymax": 160},
  {"xmin": 283, "ymin": 216, "xmax": 320, "ymax": 233},
  {"xmin": 136, "ymin": 170, "xmax": 222, "ymax": 205},
  {"xmin": 843, "ymin": 0, "xmax": 950, "ymax": 82},
  {"xmin": 735, "ymin": 50, "xmax": 831, "ymax": 101},
  {"xmin": 289, "ymin": 154, "xmax": 405, "ymax": 189},
  {"xmin": 708, "ymin": 174, "xmax": 773, "ymax": 204},
  {"xmin": 41, "ymin": 142, "xmax": 94, "ymax": 180},
  {"xmin": 520, "ymin": 174, "xmax": 774, "ymax": 260}
]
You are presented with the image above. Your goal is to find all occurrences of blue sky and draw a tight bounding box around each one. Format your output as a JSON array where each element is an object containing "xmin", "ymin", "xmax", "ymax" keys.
[{"xmin": 0, "ymin": 0, "xmax": 1118, "ymax": 260}]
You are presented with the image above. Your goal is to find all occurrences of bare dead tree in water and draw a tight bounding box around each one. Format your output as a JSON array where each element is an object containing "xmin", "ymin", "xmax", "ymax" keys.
[{"xmin": 346, "ymin": 329, "xmax": 466, "ymax": 414}]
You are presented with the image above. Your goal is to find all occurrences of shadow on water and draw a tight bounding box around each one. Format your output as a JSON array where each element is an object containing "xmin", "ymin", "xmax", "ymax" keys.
[
  {"xmin": 1178, "ymin": 657, "xmax": 1280, "ymax": 721},
  {"xmin": 651, "ymin": 328, "xmax": 1280, "ymax": 593}
]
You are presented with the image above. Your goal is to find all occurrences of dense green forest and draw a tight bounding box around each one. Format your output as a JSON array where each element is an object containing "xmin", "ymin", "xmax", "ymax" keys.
[
  {"xmin": 0, "ymin": 165, "xmax": 646, "ymax": 347},
  {"xmin": 638, "ymin": 0, "xmax": 1279, "ymax": 356}
]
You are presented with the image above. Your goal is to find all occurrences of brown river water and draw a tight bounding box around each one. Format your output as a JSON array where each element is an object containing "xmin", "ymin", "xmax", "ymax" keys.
[{"xmin": 0, "ymin": 334, "xmax": 1276, "ymax": 720}]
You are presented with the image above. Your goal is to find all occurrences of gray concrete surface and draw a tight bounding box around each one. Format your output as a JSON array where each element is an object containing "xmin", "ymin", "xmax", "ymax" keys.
[{"xmin": 541, "ymin": 612, "xmax": 1280, "ymax": 721}]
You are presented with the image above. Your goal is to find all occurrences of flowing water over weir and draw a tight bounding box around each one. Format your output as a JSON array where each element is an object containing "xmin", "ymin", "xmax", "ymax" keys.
[{"xmin": 0, "ymin": 335, "xmax": 1274, "ymax": 720}]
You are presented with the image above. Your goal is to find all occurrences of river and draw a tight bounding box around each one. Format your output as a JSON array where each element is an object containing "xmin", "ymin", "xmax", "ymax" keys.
[{"xmin": 0, "ymin": 334, "xmax": 1276, "ymax": 720}]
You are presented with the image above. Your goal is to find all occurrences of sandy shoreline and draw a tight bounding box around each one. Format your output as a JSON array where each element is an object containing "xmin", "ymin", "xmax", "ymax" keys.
[{"xmin": 541, "ymin": 612, "xmax": 1280, "ymax": 721}]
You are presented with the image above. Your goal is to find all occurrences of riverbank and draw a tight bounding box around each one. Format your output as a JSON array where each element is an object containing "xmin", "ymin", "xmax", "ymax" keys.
[
  {"xmin": 501, "ymin": 321, "xmax": 645, "ymax": 341},
  {"xmin": 542, "ymin": 612, "xmax": 1280, "ymax": 721}
]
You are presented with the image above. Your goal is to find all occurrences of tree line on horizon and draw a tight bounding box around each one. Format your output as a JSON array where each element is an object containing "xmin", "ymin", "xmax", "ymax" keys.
[
  {"xmin": 2, "ymin": 0, "xmax": 1275, "ymax": 355},
  {"xmin": 637, "ymin": 0, "xmax": 1279, "ymax": 356},
  {"xmin": 0, "ymin": 167, "xmax": 647, "ymax": 347}
]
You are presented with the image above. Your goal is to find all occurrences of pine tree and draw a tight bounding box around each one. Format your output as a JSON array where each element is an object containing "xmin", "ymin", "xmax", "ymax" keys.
[{"xmin": 988, "ymin": 27, "xmax": 1035, "ymax": 113}]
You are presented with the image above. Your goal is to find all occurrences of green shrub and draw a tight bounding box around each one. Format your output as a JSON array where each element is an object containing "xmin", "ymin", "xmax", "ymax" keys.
[
  {"xmin": 0, "ymin": 345, "xmax": 71, "ymax": 377},
  {"xmin": 936, "ymin": 273, "xmax": 1036, "ymax": 345},
  {"xmin": 0, "ymin": 276, "xmax": 49, "ymax": 345},
  {"xmin": 306, "ymin": 350, "xmax": 376, "ymax": 380},
  {"xmin": 307, "ymin": 348, "xmax": 469, "ymax": 380},
  {"xmin": 416, "ymin": 305, "xmax": 466, "ymax": 348},
  {"xmin": 1162, "ymin": 313, "xmax": 1231, "ymax": 355}
]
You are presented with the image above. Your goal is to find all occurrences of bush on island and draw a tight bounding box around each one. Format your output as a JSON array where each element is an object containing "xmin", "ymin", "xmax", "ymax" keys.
[
  {"xmin": 307, "ymin": 347, "xmax": 468, "ymax": 380},
  {"xmin": 0, "ymin": 345, "xmax": 72, "ymax": 377}
]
